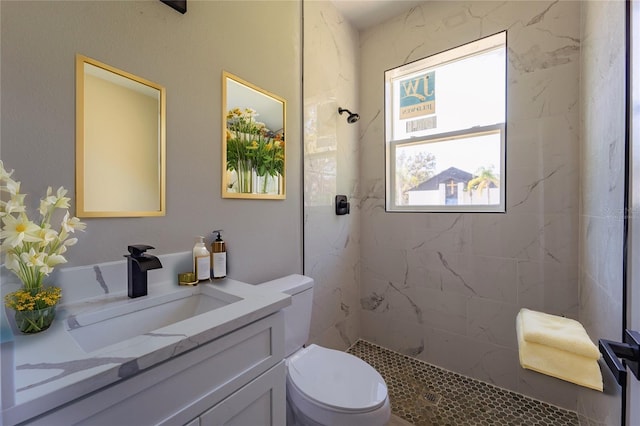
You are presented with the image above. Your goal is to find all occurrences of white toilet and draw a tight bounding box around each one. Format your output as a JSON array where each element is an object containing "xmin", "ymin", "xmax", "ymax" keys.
[{"xmin": 259, "ymin": 274, "xmax": 391, "ymax": 426}]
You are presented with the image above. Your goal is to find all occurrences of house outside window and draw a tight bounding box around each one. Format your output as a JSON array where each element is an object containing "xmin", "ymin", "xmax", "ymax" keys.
[{"xmin": 385, "ymin": 31, "xmax": 507, "ymax": 212}]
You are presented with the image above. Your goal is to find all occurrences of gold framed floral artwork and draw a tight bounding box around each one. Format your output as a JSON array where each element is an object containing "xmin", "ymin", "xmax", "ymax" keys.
[{"xmin": 222, "ymin": 72, "xmax": 286, "ymax": 199}]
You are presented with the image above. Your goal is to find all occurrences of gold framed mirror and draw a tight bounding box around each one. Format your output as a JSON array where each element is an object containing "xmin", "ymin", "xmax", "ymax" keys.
[
  {"xmin": 222, "ymin": 71, "xmax": 286, "ymax": 199},
  {"xmin": 75, "ymin": 55, "xmax": 166, "ymax": 217}
]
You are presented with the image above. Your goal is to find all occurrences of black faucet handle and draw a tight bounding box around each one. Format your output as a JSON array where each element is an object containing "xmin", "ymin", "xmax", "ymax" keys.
[{"xmin": 127, "ymin": 244, "xmax": 156, "ymax": 257}]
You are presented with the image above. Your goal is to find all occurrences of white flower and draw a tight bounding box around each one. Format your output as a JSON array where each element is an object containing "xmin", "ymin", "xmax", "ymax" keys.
[
  {"xmin": 37, "ymin": 227, "xmax": 58, "ymax": 248},
  {"xmin": 38, "ymin": 195, "xmax": 51, "ymax": 216},
  {"xmin": 4, "ymin": 179, "xmax": 20, "ymax": 196},
  {"xmin": 0, "ymin": 161, "xmax": 14, "ymax": 181},
  {"xmin": 61, "ymin": 212, "xmax": 86, "ymax": 233},
  {"xmin": 1, "ymin": 197, "xmax": 26, "ymax": 217},
  {"xmin": 63, "ymin": 238, "xmax": 78, "ymax": 247},
  {"xmin": 45, "ymin": 253, "xmax": 67, "ymax": 268},
  {"xmin": 0, "ymin": 163, "xmax": 87, "ymax": 289},
  {"xmin": 0, "ymin": 160, "xmax": 13, "ymax": 176},
  {"xmin": 20, "ymin": 248, "xmax": 47, "ymax": 269},
  {"xmin": 4, "ymin": 252, "xmax": 21, "ymax": 273},
  {"xmin": 0, "ymin": 214, "xmax": 41, "ymax": 248},
  {"xmin": 40, "ymin": 186, "xmax": 70, "ymax": 216},
  {"xmin": 7, "ymin": 196, "xmax": 26, "ymax": 214}
]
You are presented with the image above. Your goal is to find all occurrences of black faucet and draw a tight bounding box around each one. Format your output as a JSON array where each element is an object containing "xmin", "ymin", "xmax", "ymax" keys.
[{"xmin": 124, "ymin": 244, "xmax": 163, "ymax": 298}]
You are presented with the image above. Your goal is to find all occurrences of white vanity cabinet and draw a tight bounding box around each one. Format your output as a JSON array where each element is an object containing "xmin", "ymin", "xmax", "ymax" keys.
[
  {"xmin": 26, "ymin": 311, "xmax": 285, "ymax": 426},
  {"xmin": 193, "ymin": 362, "xmax": 285, "ymax": 426}
]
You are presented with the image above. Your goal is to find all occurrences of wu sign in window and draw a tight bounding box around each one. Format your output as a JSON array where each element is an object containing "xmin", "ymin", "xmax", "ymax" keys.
[{"xmin": 384, "ymin": 31, "xmax": 507, "ymax": 213}]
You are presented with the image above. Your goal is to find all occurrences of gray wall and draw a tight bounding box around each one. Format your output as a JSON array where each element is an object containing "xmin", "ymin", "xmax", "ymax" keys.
[
  {"xmin": 0, "ymin": 1, "xmax": 302, "ymax": 285},
  {"xmin": 578, "ymin": 1, "xmax": 625, "ymax": 424}
]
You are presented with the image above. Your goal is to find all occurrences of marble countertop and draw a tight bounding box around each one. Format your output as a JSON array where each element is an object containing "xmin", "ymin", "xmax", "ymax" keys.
[{"xmin": 0, "ymin": 276, "xmax": 290, "ymax": 426}]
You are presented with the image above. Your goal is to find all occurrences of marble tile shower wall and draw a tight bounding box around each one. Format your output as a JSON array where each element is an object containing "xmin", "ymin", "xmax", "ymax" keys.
[
  {"xmin": 577, "ymin": 1, "xmax": 625, "ymax": 424},
  {"xmin": 303, "ymin": 1, "xmax": 361, "ymax": 350},
  {"xmin": 358, "ymin": 1, "xmax": 581, "ymax": 410}
]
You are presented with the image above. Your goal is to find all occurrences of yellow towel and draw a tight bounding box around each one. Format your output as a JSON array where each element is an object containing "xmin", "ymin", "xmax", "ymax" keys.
[
  {"xmin": 519, "ymin": 308, "xmax": 600, "ymax": 360},
  {"xmin": 516, "ymin": 310, "xmax": 603, "ymax": 391}
]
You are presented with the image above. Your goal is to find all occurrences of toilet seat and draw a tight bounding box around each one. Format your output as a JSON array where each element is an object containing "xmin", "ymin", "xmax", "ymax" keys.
[{"xmin": 286, "ymin": 344, "xmax": 388, "ymax": 413}]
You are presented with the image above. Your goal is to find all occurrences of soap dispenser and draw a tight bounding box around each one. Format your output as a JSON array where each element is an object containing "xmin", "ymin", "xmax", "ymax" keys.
[
  {"xmin": 193, "ymin": 236, "xmax": 211, "ymax": 282},
  {"xmin": 211, "ymin": 230, "xmax": 226, "ymax": 280}
]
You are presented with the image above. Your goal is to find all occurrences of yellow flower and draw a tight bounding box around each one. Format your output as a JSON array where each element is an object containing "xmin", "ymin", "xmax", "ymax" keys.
[{"xmin": 4, "ymin": 286, "xmax": 61, "ymax": 311}]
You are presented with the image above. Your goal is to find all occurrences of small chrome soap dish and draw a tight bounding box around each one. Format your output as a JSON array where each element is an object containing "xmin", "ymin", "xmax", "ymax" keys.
[{"xmin": 178, "ymin": 272, "xmax": 198, "ymax": 286}]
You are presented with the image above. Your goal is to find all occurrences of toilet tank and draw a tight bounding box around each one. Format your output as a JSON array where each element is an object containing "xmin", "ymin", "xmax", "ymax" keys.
[{"xmin": 258, "ymin": 274, "xmax": 314, "ymax": 357}]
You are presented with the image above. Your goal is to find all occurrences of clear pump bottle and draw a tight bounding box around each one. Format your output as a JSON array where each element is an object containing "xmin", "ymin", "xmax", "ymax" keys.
[{"xmin": 193, "ymin": 236, "xmax": 211, "ymax": 282}]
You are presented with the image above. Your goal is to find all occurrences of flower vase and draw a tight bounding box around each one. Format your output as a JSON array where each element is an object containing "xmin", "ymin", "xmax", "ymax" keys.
[
  {"xmin": 237, "ymin": 160, "xmax": 253, "ymax": 193},
  {"xmin": 14, "ymin": 305, "xmax": 56, "ymax": 334},
  {"xmin": 268, "ymin": 174, "xmax": 280, "ymax": 194},
  {"xmin": 253, "ymin": 174, "xmax": 279, "ymax": 194},
  {"xmin": 254, "ymin": 174, "xmax": 267, "ymax": 194},
  {"xmin": 5, "ymin": 284, "xmax": 62, "ymax": 334}
]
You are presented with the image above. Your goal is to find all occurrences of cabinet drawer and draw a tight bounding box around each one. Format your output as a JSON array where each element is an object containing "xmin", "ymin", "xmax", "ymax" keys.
[
  {"xmin": 198, "ymin": 361, "xmax": 285, "ymax": 426},
  {"xmin": 29, "ymin": 312, "xmax": 284, "ymax": 426}
]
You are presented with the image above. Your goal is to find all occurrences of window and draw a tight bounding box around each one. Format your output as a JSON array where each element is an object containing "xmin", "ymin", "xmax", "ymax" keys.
[{"xmin": 385, "ymin": 32, "xmax": 506, "ymax": 212}]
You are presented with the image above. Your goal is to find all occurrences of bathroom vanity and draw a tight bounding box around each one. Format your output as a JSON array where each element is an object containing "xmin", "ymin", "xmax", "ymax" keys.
[{"xmin": 0, "ymin": 253, "xmax": 291, "ymax": 425}]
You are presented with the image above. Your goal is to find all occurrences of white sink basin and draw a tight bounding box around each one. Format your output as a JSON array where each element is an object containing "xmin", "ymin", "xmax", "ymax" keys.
[{"xmin": 66, "ymin": 285, "xmax": 243, "ymax": 353}]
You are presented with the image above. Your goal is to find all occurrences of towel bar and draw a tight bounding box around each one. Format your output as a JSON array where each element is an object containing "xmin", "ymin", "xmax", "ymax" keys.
[{"xmin": 598, "ymin": 329, "xmax": 640, "ymax": 386}]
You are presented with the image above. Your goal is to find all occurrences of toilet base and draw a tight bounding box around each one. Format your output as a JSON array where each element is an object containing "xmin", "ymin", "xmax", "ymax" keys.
[
  {"xmin": 286, "ymin": 398, "xmax": 322, "ymax": 426},
  {"xmin": 286, "ymin": 386, "xmax": 391, "ymax": 426}
]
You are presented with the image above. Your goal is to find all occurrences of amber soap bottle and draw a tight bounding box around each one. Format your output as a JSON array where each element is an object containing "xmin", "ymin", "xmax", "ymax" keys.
[{"xmin": 211, "ymin": 230, "xmax": 227, "ymax": 279}]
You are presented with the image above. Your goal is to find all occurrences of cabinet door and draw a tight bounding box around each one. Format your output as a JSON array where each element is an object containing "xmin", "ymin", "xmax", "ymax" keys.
[
  {"xmin": 199, "ymin": 361, "xmax": 285, "ymax": 426},
  {"xmin": 184, "ymin": 418, "xmax": 200, "ymax": 426}
]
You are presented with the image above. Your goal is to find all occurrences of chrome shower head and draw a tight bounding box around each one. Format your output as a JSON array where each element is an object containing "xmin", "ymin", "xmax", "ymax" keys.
[{"xmin": 338, "ymin": 107, "xmax": 360, "ymax": 124}]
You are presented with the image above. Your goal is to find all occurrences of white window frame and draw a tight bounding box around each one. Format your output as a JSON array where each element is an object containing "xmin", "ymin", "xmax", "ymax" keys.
[{"xmin": 384, "ymin": 32, "xmax": 507, "ymax": 213}]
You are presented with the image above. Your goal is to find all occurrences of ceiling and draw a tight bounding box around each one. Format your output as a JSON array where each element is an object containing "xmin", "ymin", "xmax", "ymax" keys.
[{"xmin": 331, "ymin": 0, "xmax": 427, "ymax": 30}]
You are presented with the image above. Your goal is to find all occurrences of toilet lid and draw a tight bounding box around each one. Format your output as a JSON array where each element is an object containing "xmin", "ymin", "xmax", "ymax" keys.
[{"xmin": 287, "ymin": 344, "xmax": 388, "ymax": 412}]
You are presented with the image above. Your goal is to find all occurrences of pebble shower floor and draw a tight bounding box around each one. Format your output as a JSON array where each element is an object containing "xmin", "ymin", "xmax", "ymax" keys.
[{"xmin": 346, "ymin": 340, "xmax": 579, "ymax": 426}]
